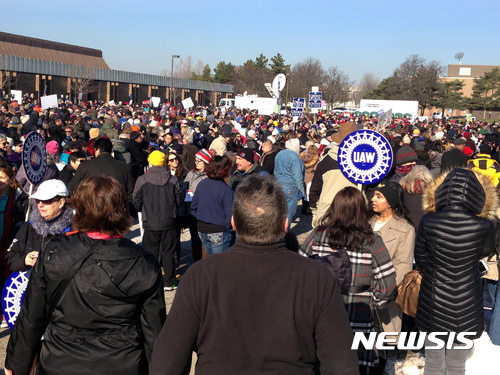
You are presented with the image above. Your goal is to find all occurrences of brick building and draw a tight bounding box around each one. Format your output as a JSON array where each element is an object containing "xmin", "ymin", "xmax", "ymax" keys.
[{"xmin": 431, "ymin": 64, "xmax": 500, "ymax": 120}]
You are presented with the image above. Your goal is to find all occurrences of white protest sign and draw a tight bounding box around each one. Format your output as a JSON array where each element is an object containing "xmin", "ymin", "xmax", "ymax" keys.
[
  {"xmin": 182, "ymin": 97, "xmax": 194, "ymax": 109},
  {"xmin": 377, "ymin": 109, "xmax": 393, "ymax": 132},
  {"xmin": 10, "ymin": 90, "xmax": 22, "ymax": 101},
  {"xmin": 152, "ymin": 97, "xmax": 161, "ymax": 107},
  {"xmin": 41, "ymin": 94, "xmax": 58, "ymax": 109}
]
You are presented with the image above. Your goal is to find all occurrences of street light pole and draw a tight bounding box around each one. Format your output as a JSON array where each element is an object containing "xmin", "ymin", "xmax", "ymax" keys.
[{"xmin": 170, "ymin": 55, "xmax": 180, "ymax": 105}]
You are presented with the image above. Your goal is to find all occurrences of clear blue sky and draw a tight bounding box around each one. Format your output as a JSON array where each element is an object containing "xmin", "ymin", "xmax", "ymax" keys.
[{"xmin": 3, "ymin": 0, "xmax": 499, "ymax": 86}]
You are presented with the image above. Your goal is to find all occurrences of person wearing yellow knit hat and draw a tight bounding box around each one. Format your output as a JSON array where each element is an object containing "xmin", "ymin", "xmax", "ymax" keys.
[
  {"xmin": 148, "ymin": 150, "xmax": 165, "ymax": 167},
  {"xmin": 133, "ymin": 149, "xmax": 183, "ymax": 291}
]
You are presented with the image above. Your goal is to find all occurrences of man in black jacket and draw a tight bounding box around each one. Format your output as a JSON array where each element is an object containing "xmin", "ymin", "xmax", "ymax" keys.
[
  {"xmin": 128, "ymin": 130, "xmax": 149, "ymax": 179},
  {"xmin": 69, "ymin": 138, "xmax": 135, "ymax": 202},
  {"xmin": 149, "ymin": 175, "xmax": 358, "ymax": 375},
  {"xmin": 58, "ymin": 151, "xmax": 86, "ymax": 188},
  {"xmin": 133, "ymin": 150, "xmax": 183, "ymax": 291},
  {"xmin": 229, "ymin": 148, "xmax": 266, "ymax": 190}
]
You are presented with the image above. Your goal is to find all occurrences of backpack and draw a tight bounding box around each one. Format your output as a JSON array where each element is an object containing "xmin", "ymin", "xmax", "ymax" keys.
[{"xmin": 309, "ymin": 249, "xmax": 352, "ymax": 295}]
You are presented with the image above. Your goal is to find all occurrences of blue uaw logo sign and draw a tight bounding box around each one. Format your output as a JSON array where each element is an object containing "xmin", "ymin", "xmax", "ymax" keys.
[
  {"xmin": 2, "ymin": 271, "xmax": 30, "ymax": 330},
  {"xmin": 22, "ymin": 132, "xmax": 47, "ymax": 185},
  {"xmin": 338, "ymin": 130, "xmax": 393, "ymax": 185}
]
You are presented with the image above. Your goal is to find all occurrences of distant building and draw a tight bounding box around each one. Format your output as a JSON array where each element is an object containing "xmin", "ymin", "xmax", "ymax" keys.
[
  {"xmin": 0, "ymin": 32, "xmax": 233, "ymax": 105},
  {"xmin": 443, "ymin": 64, "xmax": 500, "ymax": 97},
  {"xmin": 424, "ymin": 64, "xmax": 500, "ymax": 120}
]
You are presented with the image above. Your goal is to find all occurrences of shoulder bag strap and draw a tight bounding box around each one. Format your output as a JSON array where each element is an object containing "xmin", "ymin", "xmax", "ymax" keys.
[{"xmin": 46, "ymin": 239, "xmax": 103, "ymax": 320}]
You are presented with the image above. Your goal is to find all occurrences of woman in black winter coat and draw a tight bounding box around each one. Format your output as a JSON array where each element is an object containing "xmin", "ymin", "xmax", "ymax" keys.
[
  {"xmin": 415, "ymin": 168, "xmax": 498, "ymax": 375},
  {"xmin": 5, "ymin": 176, "xmax": 166, "ymax": 375},
  {"xmin": 6, "ymin": 179, "xmax": 73, "ymax": 273}
]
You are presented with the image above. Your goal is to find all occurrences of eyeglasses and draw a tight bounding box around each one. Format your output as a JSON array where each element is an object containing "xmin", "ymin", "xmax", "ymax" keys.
[{"xmin": 65, "ymin": 131, "xmax": 72, "ymax": 133}]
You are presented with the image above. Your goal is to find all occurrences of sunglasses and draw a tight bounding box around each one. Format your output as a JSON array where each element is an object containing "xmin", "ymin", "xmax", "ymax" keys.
[
  {"xmin": 36, "ymin": 197, "xmax": 59, "ymax": 205},
  {"xmin": 168, "ymin": 158, "xmax": 178, "ymax": 162},
  {"xmin": 0, "ymin": 142, "xmax": 8, "ymax": 146}
]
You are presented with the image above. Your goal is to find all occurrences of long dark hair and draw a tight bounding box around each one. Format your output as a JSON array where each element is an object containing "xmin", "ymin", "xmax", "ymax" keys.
[
  {"xmin": 168, "ymin": 151, "xmax": 187, "ymax": 180},
  {"xmin": 318, "ymin": 187, "xmax": 374, "ymax": 251}
]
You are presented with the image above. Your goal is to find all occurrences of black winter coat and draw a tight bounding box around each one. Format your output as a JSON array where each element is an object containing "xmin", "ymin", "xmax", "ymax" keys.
[
  {"xmin": 133, "ymin": 166, "xmax": 183, "ymax": 231},
  {"xmin": 415, "ymin": 168, "xmax": 498, "ymax": 338},
  {"xmin": 68, "ymin": 153, "xmax": 135, "ymax": 202},
  {"xmin": 5, "ymin": 232, "xmax": 166, "ymax": 375}
]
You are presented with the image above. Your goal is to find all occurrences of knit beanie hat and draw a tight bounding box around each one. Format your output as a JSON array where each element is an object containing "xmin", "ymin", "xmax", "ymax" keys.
[
  {"xmin": 236, "ymin": 148, "xmax": 254, "ymax": 163},
  {"xmin": 396, "ymin": 145, "xmax": 418, "ymax": 166},
  {"xmin": 130, "ymin": 131, "xmax": 141, "ymax": 141},
  {"xmin": 196, "ymin": 149, "xmax": 213, "ymax": 164},
  {"xmin": 479, "ymin": 144, "xmax": 492, "ymax": 154},
  {"xmin": 148, "ymin": 150, "xmax": 165, "ymax": 166},
  {"xmin": 46, "ymin": 140, "xmax": 59, "ymax": 155},
  {"xmin": 374, "ymin": 182, "xmax": 399, "ymax": 209},
  {"xmin": 89, "ymin": 128, "xmax": 99, "ymax": 139}
]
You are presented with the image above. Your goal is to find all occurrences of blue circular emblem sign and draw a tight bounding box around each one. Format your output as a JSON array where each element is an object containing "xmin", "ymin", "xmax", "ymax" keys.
[
  {"xmin": 338, "ymin": 130, "xmax": 393, "ymax": 185},
  {"xmin": 22, "ymin": 132, "xmax": 47, "ymax": 185},
  {"xmin": 2, "ymin": 271, "xmax": 30, "ymax": 330}
]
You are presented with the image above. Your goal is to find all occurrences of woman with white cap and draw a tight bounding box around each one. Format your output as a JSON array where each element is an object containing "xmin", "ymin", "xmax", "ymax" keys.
[{"xmin": 6, "ymin": 179, "xmax": 73, "ymax": 272}]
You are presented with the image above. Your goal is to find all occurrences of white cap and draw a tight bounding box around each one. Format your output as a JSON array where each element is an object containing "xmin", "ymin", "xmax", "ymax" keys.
[
  {"xmin": 247, "ymin": 129, "xmax": 256, "ymax": 137},
  {"xmin": 30, "ymin": 180, "xmax": 69, "ymax": 200}
]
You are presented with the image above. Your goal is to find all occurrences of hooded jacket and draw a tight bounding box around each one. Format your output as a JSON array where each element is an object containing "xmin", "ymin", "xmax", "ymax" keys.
[
  {"xmin": 415, "ymin": 168, "xmax": 499, "ymax": 338},
  {"xmin": 5, "ymin": 232, "xmax": 166, "ymax": 375},
  {"xmin": 308, "ymin": 144, "xmax": 357, "ymax": 226},
  {"xmin": 133, "ymin": 166, "xmax": 183, "ymax": 231}
]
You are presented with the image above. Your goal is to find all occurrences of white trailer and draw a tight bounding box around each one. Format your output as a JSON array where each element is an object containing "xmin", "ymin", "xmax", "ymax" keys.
[
  {"xmin": 359, "ymin": 99, "xmax": 419, "ymax": 120},
  {"xmin": 219, "ymin": 95, "xmax": 278, "ymax": 115}
]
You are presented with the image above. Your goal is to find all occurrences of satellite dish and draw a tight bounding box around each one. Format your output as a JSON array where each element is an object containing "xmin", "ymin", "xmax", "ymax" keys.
[
  {"xmin": 264, "ymin": 83, "xmax": 277, "ymax": 98},
  {"xmin": 454, "ymin": 52, "xmax": 464, "ymax": 64},
  {"xmin": 272, "ymin": 74, "xmax": 287, "ymax": 96}
]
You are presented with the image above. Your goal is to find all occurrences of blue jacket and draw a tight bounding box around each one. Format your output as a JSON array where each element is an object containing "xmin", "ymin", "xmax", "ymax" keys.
[
  {"xmin": 274, "ymin": 149, "xmax": 305, "ymax": 195},
  {"xmin": 191, "ymin": 178, "xmax": 234, "ymax": 230}
]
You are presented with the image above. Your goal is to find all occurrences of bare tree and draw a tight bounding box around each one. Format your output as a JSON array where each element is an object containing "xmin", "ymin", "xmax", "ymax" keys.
[
  {"xmin": 352, "ymin": 72, "xmax": 380, "ymax": 104},
  {"xmin": 61, "ymin": 65, "xmax": 99, "ymax": 102},
  {"xmin": 322, "ymin": 66, "xmax": 354, "ymax": 110},
  {"xmin": 0, "ymin": 59, "xmax": 19, "ymax": 97},
  {"xmin": 391, "ymin": 54, "xmax": 444, "ymax": 114},
  {"xmin": 209, "ymin": 90, "xmax": 219, "ymax": 106},
  {"xmin": 232, "ymin": 60, "xmax": 272, "ymax": 96},
  {"xmin": 160, "ymin": 56, "xmax": 206, "ymax": 104},
  {"xmin": 289, "ymin": 57, "xmax": 325, "ymax": 102}
]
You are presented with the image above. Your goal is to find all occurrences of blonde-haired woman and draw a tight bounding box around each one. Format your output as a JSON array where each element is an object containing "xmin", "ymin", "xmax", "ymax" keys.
[
  {"xmin": 299, "ymin": 143, "xmax": 319, "ymax": 215},
  {"xmin": 399, "ymin": 165, "xmax": 434, "ymax": 228}
]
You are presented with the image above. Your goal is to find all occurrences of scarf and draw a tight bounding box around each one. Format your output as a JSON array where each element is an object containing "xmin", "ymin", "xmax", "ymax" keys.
[
  {"xmin": 30, "ymin": 207, "xmax": 74, "ymax": 238},
  {"xmin": 396, "ymin": 164, "xmax": 415, "ymax": 175}
]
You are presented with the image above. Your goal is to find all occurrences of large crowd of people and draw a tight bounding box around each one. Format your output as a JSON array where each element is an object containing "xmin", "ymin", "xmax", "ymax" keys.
[{"xmin": 0, "ymin": 93, "xmax": 500, "ymax": 374}]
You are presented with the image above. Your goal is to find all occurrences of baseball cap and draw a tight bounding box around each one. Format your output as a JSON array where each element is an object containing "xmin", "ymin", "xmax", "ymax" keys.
[{"xmin": 30, "ymin": 179, "xmax": 69, "ymax": 200}]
